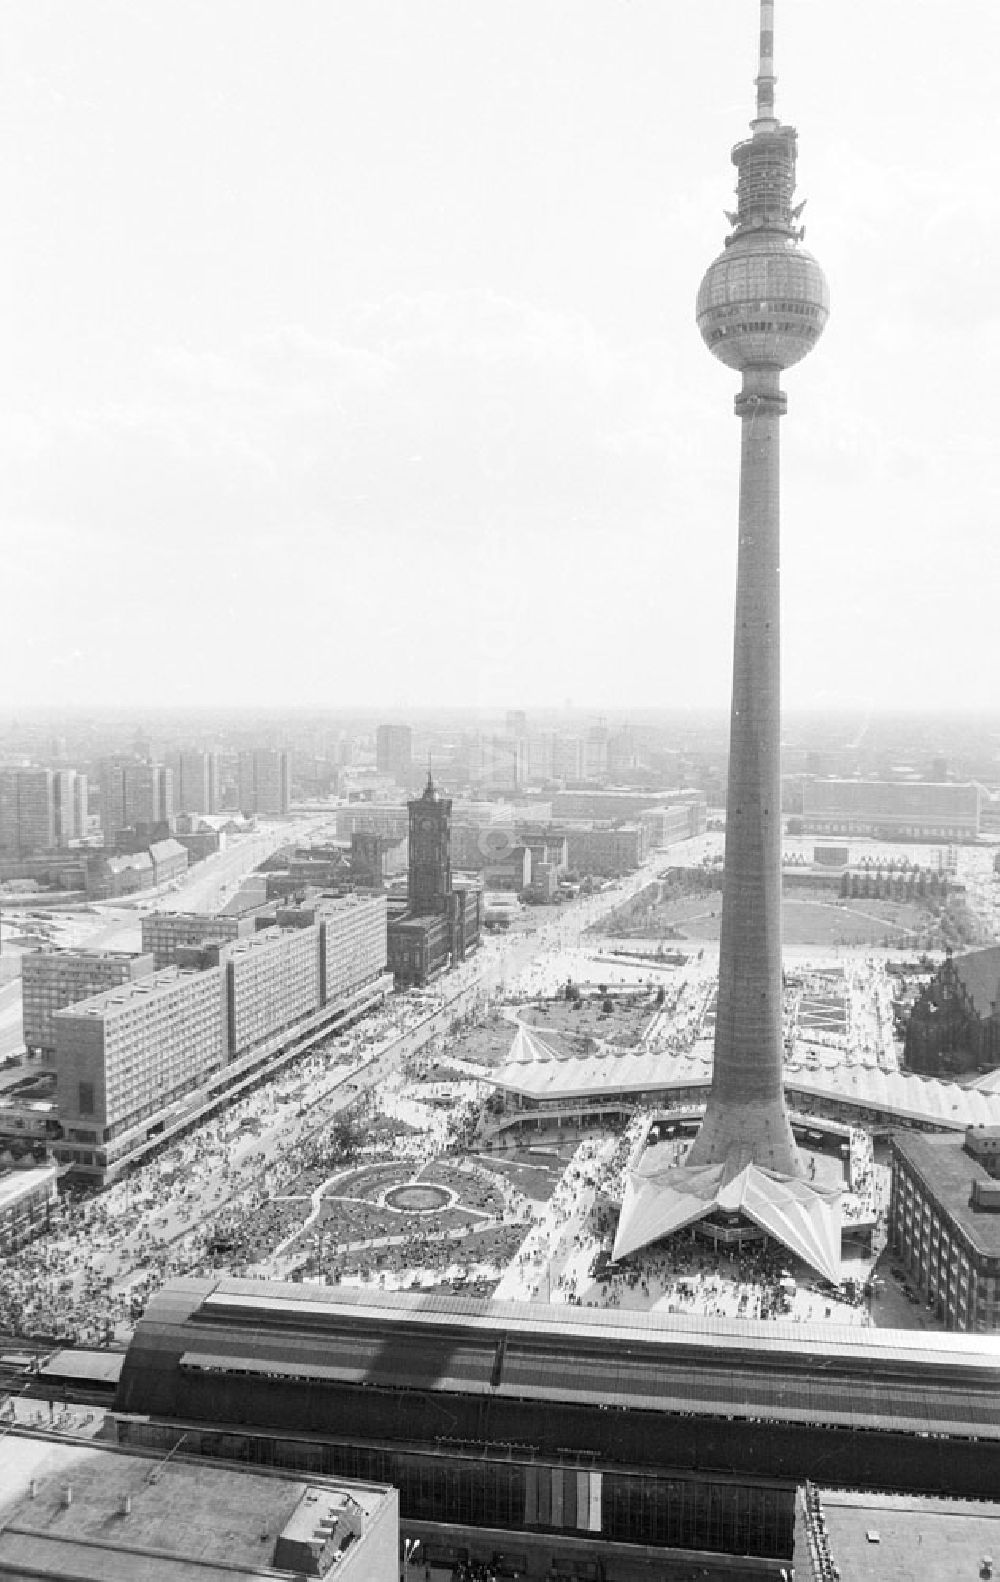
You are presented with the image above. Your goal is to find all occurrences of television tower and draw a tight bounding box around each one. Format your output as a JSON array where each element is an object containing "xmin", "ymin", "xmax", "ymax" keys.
[{"xmin": 687, "ymin": 0, "xmax": 830, "ymax": 1173}]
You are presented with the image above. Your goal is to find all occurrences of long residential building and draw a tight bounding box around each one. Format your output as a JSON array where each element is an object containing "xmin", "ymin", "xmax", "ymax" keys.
[
  {"xmin": 238, "ymin": 749, "xmax": 291, "ymax": 817},
  {"xmin": 224, "ymin": 926, "xmax": 321, "ymax": 1057},
  {"xmin": 802, "ymin": 778, "xmax": 981, "ymax": 841},
  {"xmin": 54, "ymin": 966, "xmax": 228, "ymax": 1170},
  {"xmin": 54, "ymin": 895, "xmax": 389, "ymax": 1183},
  {"xmin": 22, "ymin": 949, "xmax": 156, "ymax": 1061}
]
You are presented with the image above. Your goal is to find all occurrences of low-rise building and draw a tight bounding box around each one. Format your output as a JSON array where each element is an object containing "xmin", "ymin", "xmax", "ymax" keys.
[
  {"xmin": 803, "ymin": 777, "xmax": 981, "ymax": 841},
  {"xmin": 640, "ymin": 797, "xmax": 707, "ymax": 847},
  {"xmin": 565, "ymin": 823, "xmax": 647, "ymax": 877},
  {"xmin": 0, "ymin": 1163, "xmax": 57, "ymax": 1251},
  {"xmin": 22, "ymin": 948, "xmax": 155, "ymax": 1060},
  {"xmin": 149, "ymin": 836, "xmax": 189, "ymax": 886},
  {"xmin": 889, "ymin": 1130, "xmax": 1000, "ymax": 1331},
  {"xmin": 107, "ymin": 851, "xmax": 153, "ymax": 895}
]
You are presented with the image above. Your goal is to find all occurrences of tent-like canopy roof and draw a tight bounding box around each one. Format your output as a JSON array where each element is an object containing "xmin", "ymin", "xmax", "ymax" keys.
[{"xmin": 613, "ymin": 1150, "xmax": 843, "ymax": 1285}]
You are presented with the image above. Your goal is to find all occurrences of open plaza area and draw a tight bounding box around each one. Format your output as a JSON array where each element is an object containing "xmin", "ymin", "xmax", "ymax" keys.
[{"xmin": 0, "ymin": 830, "xmax": 997, "ymax": 1351}]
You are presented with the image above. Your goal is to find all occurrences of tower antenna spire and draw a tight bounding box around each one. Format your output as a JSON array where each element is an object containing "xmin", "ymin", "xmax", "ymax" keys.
[{"xmin": 755, "ymin": 0, "xmax": 777, "ymax": 126}]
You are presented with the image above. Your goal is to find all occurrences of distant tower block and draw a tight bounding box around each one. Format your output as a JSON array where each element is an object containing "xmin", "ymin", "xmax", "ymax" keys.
[{"xmin": 687, "ymin": 0, "xmax": 829, "ymax": 1174}]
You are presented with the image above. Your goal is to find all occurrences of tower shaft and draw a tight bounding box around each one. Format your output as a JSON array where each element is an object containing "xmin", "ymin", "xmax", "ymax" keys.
[{"xmin": 687, "ymin": 366, "xmax": 799, "ymax": 1174}]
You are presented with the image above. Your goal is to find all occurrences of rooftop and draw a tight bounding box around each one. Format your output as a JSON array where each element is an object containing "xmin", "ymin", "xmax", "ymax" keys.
[
  {"xmin": 53, "ymin": 966, "xmax": 217, "ymax": 1020},
  {"xmin": 491, "ymin": 1030, "xmax": 1000, "ymax": 1131},
  {"xmin": 891, "ymin": 1131, "xmax": 1000, "ymax": 1258},
  {"xmin": 0, "ymin": 1165, "xmax": 57, "ymax": 1212},
  {"xmin": 0, "ymin": 1435, "xmax": 394, "ymax": 1582},
  {"xmin": 799, "ymin": 1486, "xmax": 1000, "ymax": 1582}
]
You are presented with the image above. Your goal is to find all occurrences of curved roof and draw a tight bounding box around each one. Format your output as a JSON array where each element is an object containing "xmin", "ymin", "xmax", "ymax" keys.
[{"xmin": 493, "ymin": 1027, "xmax": 1000, "ymax": 1132}]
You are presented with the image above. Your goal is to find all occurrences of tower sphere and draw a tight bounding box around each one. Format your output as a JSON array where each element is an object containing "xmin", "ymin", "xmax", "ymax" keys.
[{"xmin": 697, "ymin": 231, "xmax": 830, "ymax": 372}]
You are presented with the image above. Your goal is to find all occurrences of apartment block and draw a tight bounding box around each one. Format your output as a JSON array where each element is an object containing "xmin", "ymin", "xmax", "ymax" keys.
[
  {"xmin": 53, "ymin": 769, "xmax": 88, "ymax": 846},
  {"xmin": 141, "ymin": 912, "xmax": 255, "ymax": 970},
  {"xmin": 237, "ymin": 750, "xmax": 291, "ymax": 817},
  {"xmin": 99, "ymin": 760, "xmax": 174, "ymax": 837},
  {"xmin": 222, "ymin": 925, "xmax": 321, "ymax": 1057},
  {"xmin": 375, "ymin": 723, "xmax": 412, "ymax": 786},
  {"xmin": 53, "ymin": 966, "xmax": 226, "ymax": 1172},
  {"xmin": 0, "ymin": 768, "xmax": 55, "ymax": 856},
  {"xmin": 316, "ymin": 894, "xmax": 388, "ymax": 1004},
  {"xmin": 173, "ymin": 749, "xmax": 220, "ymax": 815},
  {"xmin": 22, "ymin": 949, "xmax": 155, "ymax": 1059}
]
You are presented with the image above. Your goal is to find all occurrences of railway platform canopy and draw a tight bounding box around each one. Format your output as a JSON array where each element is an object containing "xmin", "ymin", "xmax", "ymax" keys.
[{"xmin": 115, "ymin": 1277, "xmax": 1000, "ymax": 1446}]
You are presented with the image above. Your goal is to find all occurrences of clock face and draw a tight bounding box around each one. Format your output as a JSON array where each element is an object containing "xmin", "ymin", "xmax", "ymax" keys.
[{"xmin": 419, "ymin": 817, "xmax": 435, "ymax": 836}]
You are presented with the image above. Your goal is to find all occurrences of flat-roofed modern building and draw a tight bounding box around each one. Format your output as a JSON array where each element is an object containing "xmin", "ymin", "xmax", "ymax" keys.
[
  {"xmin": 803, "ymin": 778, "xmax": 981, "ymax": 841},
  {"xmin": 22, "ymin": 948, "xmax": 156, "ymax": 1060},
  {"xmin": 52, "ymin": 967, "xmax": 226, "ymax": 1177},
  {"xmin": 0, "ymin": 1433, "xmax": 398, "ymax": 1582},
  {"xmin": 794, "ymin": 1485, "xmax": 1000, "ymax": 1582},
  {"xmin": 640, "ymin": 798, "xmax": 708, "ymax": 847},
  {"xmin": 222, "ymin": 926, "xmax": 321, "ymax": 1057},
  {"xmin": 334, "ymin": 804, "xmax": 409, "ymax": 842},
  {"xmin": 890, "ymin": 1130, "xmax": 1000, "ymax": 1331},
  {"xmin": 0, "ymin": 1163, "xmax": 57, "ymax": 1252},
  {"xmin": 237, "ymin": 749, "xmax": 291, "ymax": 816},
  {"xmin": 315, "ymin": 894, "xmax": 388, "ymax": 1003},
  {"xmin": 375, "ymin": 722, "xmax": 412, "ymax": 787},
  {"xmin": 141, "ymin": 911, "xmax": 256, "ymax": 969},
  {"xmin": 53, "ymin": 768, "xmax": 87, "ymax": 846},
  {"xmin": 565, "ymin": 823, "xmax": 647, "ymax": 877},
  {"xmin": 0, "ymin": 767, "xmax": 55, "ymax": 856},
  {"xmin": 172, "ymin": 748, "xmax": 220, "ymax": 815}
]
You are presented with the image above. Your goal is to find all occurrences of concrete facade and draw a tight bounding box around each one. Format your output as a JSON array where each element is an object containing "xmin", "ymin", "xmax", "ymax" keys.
[
  {"xmin": 21, "ymin": 948, "xmax": 156, "ymax": 1059},
  {"xmin": 141, "ymin": 912, "xmax": 256, "ymax": 969},
  {"xmin": 223, "ymin": 926, "xmax": 322, "ymax": 1057},
  {"xmin": 688, "ymin": 5, "xmax": 828, "ymax": 1177},
  {"xmin": 53, "ymin": 967, "xmax": 227, "ymax": 1166}
]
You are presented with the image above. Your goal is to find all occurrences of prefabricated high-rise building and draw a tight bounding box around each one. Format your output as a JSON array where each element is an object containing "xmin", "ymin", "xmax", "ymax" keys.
[{"xmin": 237, "ymin": 750, "xmax": 291, "ymax": 816}]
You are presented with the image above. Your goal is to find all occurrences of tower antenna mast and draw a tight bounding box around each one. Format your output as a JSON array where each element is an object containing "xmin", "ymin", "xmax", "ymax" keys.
[{"xmin": 755, "ymin": 0, "xmax": 778, "ymax": 126}]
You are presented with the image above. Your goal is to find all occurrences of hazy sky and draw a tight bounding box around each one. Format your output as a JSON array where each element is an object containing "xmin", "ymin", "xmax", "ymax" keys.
[{"xmin": 1, "ymin": 1, "xmax": 997, "ymax": 713}]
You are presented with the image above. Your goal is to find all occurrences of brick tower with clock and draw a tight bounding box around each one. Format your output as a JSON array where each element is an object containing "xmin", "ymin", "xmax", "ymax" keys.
[{"xmin": 407, "ymin": 773, "xmax": 452, "ymax": 917}]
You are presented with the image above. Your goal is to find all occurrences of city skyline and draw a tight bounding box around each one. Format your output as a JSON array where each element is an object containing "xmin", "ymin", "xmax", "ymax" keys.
[{"xmin": 2, "ymin": 1, "xmax": 997, "ymax": 712}]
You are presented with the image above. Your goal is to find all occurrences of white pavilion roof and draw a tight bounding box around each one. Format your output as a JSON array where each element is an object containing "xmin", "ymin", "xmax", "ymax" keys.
[
  {"xmin": 493, "ymin": 1024, "xmax": 1000, "ymax": 1132},
  {"xmin": 613, "ymin": 1154, "xmax": 843, "ymax": 1285}
]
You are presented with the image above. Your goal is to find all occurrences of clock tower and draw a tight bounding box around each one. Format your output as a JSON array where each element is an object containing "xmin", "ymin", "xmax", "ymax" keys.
[{"xmin": 407, "ymin": 772, "xmax": 452, "ymax": 916}]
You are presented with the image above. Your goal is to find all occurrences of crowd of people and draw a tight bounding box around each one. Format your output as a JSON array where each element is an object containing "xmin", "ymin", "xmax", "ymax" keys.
[{"xmin": 0, "ymin": 994, "xmax": 510, "ymax": 1345}]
